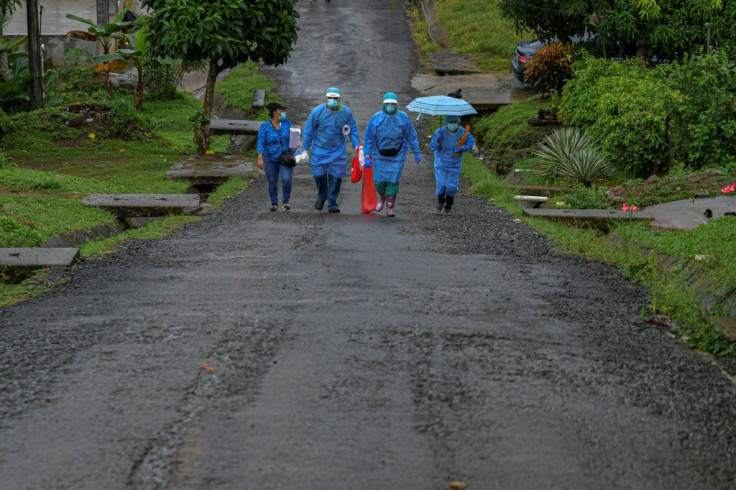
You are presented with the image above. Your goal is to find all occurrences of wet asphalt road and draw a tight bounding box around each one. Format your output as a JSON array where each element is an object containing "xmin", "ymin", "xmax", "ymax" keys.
[{"xmin": 2, "ymin": 1, "xmax": 736, "ymax": 489}]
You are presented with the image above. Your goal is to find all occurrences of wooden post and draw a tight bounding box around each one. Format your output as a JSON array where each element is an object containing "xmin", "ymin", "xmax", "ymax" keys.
[
  {"xmin": 26, "ymin": 0, "xmax": 43, "ymax": 109},
  {"xmin": 705, "ymin": 23, "xmax": 711, "ymax": 55}
]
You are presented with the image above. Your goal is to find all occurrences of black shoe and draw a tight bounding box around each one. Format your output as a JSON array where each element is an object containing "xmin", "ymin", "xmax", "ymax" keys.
[
  {"xmin": 270, "ymin": 204, "xmax": 278, "ymax": 212},
  {"xmin": 314, "ymin": 199, "xmax": 326, "ymax": 210},
  {"xmin": 328, "ymin": 207, "xmax": 340, "ymax": 213},
  {"xmin": 282, "ymin": 202, "xmax": 290, "ymax": 211}
]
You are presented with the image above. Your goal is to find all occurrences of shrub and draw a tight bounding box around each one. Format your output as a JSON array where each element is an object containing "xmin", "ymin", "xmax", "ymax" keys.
[
  {"xmin": 58, "ymin": 48, "xmax": 97, "ymax": 93},
  {"xmin": 0, "ymin": 107, "xmax": 14, "ymax": 135},
  {"xmin": 531, "ymin": 126, "xmax": 613, "ymax": 186},
  {"xmin": 143, "ymin": 57, "xmax": 184, "ymax": 101},
  {"xmin": 524, "ymin": 42, "xmax": 574, "ymax": 95},
  {"xmin": 560, "ymin": 54, "xmax": 678, "ymax": 178},
  {"xmin": 105, "ymin": 99, "xmax": 154, "ymax": 140},
  {"xmin": 552, "ymin": 184, "xmax": 612, "ymax": 209},
  {"xmin": 664, "ymin": 48, "xmax": 736, "ymax": 170},
  {"xmin": 0, "ymin": 216, "xmax": 42, "ymax": 247}
]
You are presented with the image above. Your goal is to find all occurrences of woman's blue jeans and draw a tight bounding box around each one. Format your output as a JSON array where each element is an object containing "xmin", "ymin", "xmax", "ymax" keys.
[{"xmin": 264, "ymin": 159, "xmax": 294, "ymax": 205}]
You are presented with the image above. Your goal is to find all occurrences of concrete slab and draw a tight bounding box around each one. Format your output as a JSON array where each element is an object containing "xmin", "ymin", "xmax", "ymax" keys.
[
  {"xmin": 427, "ymin": 53, "xmax": 482, "ymax": 75},
  {"xmin": 509, "ymin": 184, "xmax": 571, "ymax": 196},
  {"xmin": 0, "ymin": 248, "xmax": 79, "ymax": 267},
  {"xmin": 411, "ymin": 73, "xmax": 535, "ymax": 110},
  {"xmin": 82, "ymin": 194, "xmax": 201, "ymax": 218},
  {"xmin": 524, "ymin": 208, "xmax": 655, "ymax": 222},
  {"xmin": 166, "ymin": 154, "xmax": 258, "ymax": 185},
  {"xmin": 209, "ymin": 119, "xmax": 262, "ymax": 136},
  {"xmin": 643, "ymin": 196, "xmax": 736, "ymax": 230}
]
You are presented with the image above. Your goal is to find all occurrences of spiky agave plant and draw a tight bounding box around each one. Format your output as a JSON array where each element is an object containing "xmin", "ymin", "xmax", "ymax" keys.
[{"xmin": 532, "ymin": 127, "xmax": 612, "ymax": 187}]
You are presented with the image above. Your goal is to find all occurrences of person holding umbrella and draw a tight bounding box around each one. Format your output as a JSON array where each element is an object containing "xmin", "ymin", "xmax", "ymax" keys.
[
  {"xmin": 302, "ymin": 87, "xmax": 360, "ymax": 213},
  {"xmin": 429, "ymin": 115, "xmax": 475, "ymax": 214},
  {"xmin": 362, "ymin": 92, "xmax": 421, "ymax": 217}
]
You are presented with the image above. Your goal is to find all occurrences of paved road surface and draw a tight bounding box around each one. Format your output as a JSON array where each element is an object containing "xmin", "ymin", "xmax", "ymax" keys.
[{"xmin": 1, "ymin": 1, "xmax": 735, "ymax": 489}]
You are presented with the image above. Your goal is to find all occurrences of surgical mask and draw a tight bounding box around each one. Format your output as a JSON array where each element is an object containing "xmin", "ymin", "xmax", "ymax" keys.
[
  {"xmin": 279, "ymin": 111, "xmax": 287, "ymax": 120},
  {"xmin": 383, "ymin": 104, "xmax": 397, "ymax": 115},
  {"xmin": 446, "ymin": 123, "xmax": 459, "ymax": 132},
  {"xmin": 326, "ymin": 99, "xmax": 339, "ymax": 109}
]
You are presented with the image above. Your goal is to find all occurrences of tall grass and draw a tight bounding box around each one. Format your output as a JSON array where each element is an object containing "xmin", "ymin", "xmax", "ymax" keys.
[{"xmin": 434, "ymin": 0, "xmax": 532, "ymax": 72}]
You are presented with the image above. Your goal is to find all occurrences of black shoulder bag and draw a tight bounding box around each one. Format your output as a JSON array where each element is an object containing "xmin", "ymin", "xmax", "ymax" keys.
[{"xmin": 273, "ymin": 121, "xmax": 296, "ymax": 167}]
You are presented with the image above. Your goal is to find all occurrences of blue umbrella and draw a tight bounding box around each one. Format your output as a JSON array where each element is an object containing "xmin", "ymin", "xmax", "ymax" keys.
[{"xmin": 406, "ymin": 95, "xmax": 478, "ymax": 117}]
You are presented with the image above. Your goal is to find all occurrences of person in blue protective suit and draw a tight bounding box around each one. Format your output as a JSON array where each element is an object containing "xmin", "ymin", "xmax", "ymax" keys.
[
  {"xmin": 302, "ymin": 87, "xmax": 360, "ymax": 213},
  {"xmin": 257, "ymin": 102, "xmax": 294, "ymax": 211},
  {"xmin": 429, "ymin": 115, "xmax": 475, "ymax": 214},
  {"xmin": 362, "ymin": 92, "xmax": 421, "ymax": 217}
]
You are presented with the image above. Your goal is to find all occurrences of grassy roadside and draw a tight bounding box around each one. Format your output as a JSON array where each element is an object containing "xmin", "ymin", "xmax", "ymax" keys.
[
  {"xmin": 410, "ymin": 4, "xmax": 736, "ymax": 357},
  {"xmin": 461, "ymin": 151, "xmax": 735, "ymax": 358},
  {"xmin": 0, "ymin": 66, "xmax": 272, "ymax": 306},
  {"xmin": 407, "ymin": 0, "xmax": 531, "ymax": 72}
]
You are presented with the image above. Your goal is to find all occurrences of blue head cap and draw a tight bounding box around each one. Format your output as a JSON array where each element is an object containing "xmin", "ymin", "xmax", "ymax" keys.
[
  {"xmin": 445, "ymin": 115, "xmax": 461, "ymax": 124},
  {"xmin": 382, "ymin": 92, "xmax": 398, "ymax": 104},
  {"xmin": 326, "ymin": 87, "xmax": 341, "ymax": 98}
]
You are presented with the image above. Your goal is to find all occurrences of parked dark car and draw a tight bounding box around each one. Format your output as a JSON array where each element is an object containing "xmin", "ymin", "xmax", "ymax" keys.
[
  {"xmin": 510, "ymin": 39, "xmax": 546, "ymax": 82},
  {"xmin": 511, "ymin": 35, "xmax": 663, "ymax": 83}
]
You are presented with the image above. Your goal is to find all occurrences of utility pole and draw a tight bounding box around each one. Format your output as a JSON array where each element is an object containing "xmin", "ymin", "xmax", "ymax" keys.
[{"xmin": 26, "ymin": 0, "xmax": 43, "ymax": 109}]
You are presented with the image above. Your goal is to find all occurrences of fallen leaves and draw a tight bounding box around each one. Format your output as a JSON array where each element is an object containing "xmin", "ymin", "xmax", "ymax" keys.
[{"xmin": 201, "ymin": 363, "xmax": 218, "ymax": 373}]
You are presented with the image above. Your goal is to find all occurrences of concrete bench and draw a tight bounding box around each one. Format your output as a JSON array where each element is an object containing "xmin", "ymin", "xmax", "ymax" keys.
[
  {"xmin": 1, "ymin": 248, "xmax": 80, "ymax": 267},
  {"xmin": 252, "ymin": 89, "xmax": 266, "ymax": 109},
  {"xmin": 514, "ymin": 195, "xmax": 548, "ymax": 208},
  {"xmin": 523, "ymin": 208, "xmax": 655, "ymax": 223},
  {"xmin": 509, "ymin": 184, "xmax": 570, "ymax": 196},
  {"xmin": 82, "ymin": 194, "xmax": 201, "ymax": 218},
  {"xmin": 209, "ymin": 119, "xmax": 262, "ymax": 136}
]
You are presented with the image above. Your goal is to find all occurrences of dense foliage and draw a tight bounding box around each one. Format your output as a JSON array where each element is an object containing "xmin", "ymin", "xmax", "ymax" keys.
[
  {"xmin": 664, "ymin": 49, "xmax": 736, "ymax": 170},
  {"xmin": 560, "ymin": 54, "xmax": 677, "ymax": 177},
  {"xmin": 561, "ymin": 49, "xmax": 736, "ymax": 177},
  {"xmin": 499, "ymin": 0, "xmax": 734, "ymax": 63}
]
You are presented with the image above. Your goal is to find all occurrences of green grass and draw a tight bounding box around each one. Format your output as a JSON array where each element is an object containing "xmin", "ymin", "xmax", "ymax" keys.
[
  {"xmin": 407, "ymin": 4, "xmax": 440, "ymax": 62},
  {"xmin": 472, "ymin": 94, "xmax": 559, "ymax": 174},
  {"xmin": 80, "ymin": 215, "xmax": 201, "ymax": 259},
  {"xmin": 215, "ymin": 61, "xmax": 280, "ymax": 120},
  {"xmin": 0, "ymin": 62, "xmax": 282, "ymax": 304},
  {"xmin": 428, "ymin": 0, "xmax": 532, "ymax": 72},
  {"xmin": 143, "ymin": 94, "xmax": 230, "ymax": 154}
]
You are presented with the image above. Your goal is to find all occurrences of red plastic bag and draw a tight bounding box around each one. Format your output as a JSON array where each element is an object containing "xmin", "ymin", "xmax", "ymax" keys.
[
  {"xmin": 350, "ymin": 150, "xmax": 362, "ymax": 183},
  {"xmin": 361, "ymin": 163, "xmax": 377, "ymax": 213}
]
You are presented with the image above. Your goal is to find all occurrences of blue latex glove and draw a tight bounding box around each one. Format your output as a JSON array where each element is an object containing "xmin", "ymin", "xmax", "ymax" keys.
[
  {"xmin": 414, "ymin": 153, "xmax": 421, "ymax": 165},
  {"xmin": 363, "ymin": 154, "xmax": 372, "ymax": 167}
]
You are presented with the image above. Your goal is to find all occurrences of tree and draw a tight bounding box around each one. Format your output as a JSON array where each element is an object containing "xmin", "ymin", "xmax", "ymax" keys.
[
  {"xmin": 141, "ymin": 0, "xmax": 299, "ymax": 153},
  {"xmin": 499, "ymin": 0, "xmax": 734, "ymax": 62},
  {"xmin": 0, "ymin": 0, "xmax": 21, "ymax": 80},
  {"xmin": 95, "ymin": 25, "xmax": 150, "ymax": 110},
  {"xmin": 66, "ymin": 6, "xmax": 133, "ymax": 96}
]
